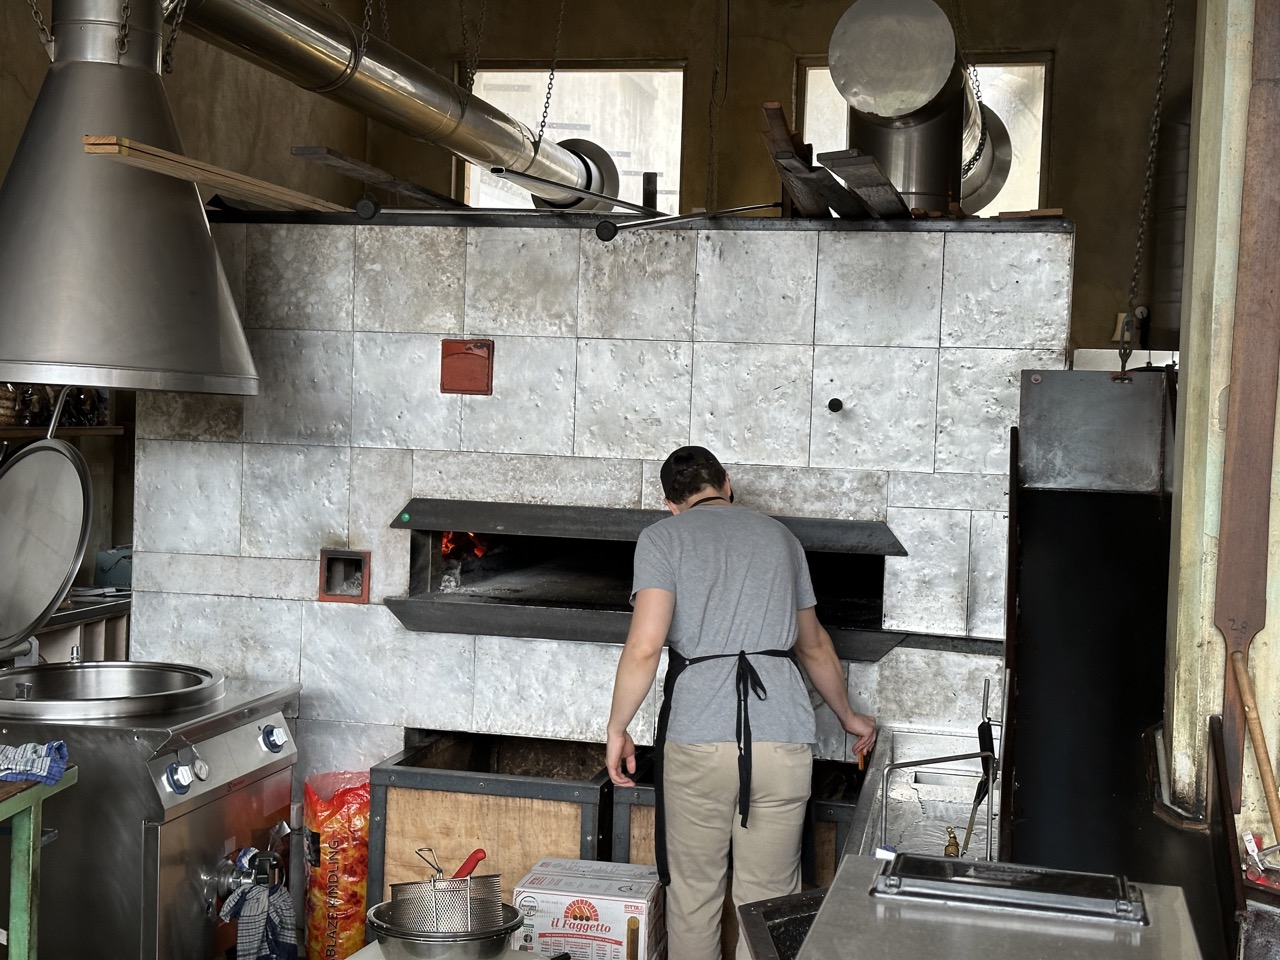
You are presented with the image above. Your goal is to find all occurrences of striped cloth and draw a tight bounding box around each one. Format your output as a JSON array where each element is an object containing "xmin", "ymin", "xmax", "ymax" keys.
[
  {"xmin": 219, "ymin": 848, "xmax": 298, "ymax": 960},
  {"xmin": 0, "ymin": 741, "xmax": 67, "ymax": 785}
]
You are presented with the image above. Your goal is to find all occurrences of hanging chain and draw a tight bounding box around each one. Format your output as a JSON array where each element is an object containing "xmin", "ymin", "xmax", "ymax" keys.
[
  {"xmin": 27, "ymin": 0, "xmax": 53, "ymax": 48},
  {"xmin": 359, "ymin": 0, "xmax": 372, "ymax": 53},
  {"xmin": 1120, "ymin": 0, "xmax": 1177, "ymax": 374},
  {"xmin": 459, "ymin": 0, "xmax": 488, "ymax": 96},
  {"xmin": 950, "ymin": 0, "xmax": 987, "ymax": 180},
  {"xmin": 379, "ymin": 0, "xmax": 390, "ymax": 41},
  {"xmin": 535, "ymin": 0, "xmax": 567, "ymax": 146},
  {"xmin": 962, "ymin": 64, "xmax": 988, "ymax": 178},
  {"xmin": 162, "ymin": 0, "xmax": 191, "ymax": 74},
  {"xmin": 116, "ymin": 0, "xmax": 132, "ymax": 57}
]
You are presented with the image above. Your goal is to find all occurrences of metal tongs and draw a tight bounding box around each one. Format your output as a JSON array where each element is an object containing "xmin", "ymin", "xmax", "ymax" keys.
[{"xmin": 961, "ymin": 680, "xmax": 998, "ymax": 857}]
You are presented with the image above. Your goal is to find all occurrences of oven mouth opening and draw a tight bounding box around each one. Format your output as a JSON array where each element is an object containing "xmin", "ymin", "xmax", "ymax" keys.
[{"xmin": 387, "ymin": 499, "xmax": 906, "ymax": 662}]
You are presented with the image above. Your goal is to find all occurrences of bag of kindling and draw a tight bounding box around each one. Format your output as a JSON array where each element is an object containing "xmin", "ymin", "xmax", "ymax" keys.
[{"xmin": 304, "ymin": 771, "xmax": 371, "ymax": 960}]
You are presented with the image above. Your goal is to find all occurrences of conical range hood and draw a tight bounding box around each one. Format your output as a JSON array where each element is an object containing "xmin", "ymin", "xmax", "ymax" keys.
[{"xmin": 0, "ymin": 0, "xmax": 257, "ymax": 395}]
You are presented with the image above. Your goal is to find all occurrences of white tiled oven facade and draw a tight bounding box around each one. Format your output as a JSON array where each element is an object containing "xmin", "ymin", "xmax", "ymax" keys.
[{"xmin": 131, "ymin": 219, "xmax": 1072, "ymax": 780}]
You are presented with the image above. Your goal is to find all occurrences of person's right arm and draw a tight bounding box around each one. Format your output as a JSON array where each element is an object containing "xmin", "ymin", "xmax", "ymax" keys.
[
  {"xmin": 606, "ymin": 587, "xmax": 674, "ymax": 786},
  {"xmin": 794, "ymin": 606, "xmax": 878, "ymax": 760}
]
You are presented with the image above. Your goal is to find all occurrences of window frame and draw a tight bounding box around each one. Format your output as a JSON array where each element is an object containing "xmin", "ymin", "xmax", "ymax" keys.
[
  {"xmin": 452, "ymin": 59, "xmax": 688, "ymax": 209},
  {"xmin": 795, "ymin": 50, "xmax": 1054, "ymax": 211}
]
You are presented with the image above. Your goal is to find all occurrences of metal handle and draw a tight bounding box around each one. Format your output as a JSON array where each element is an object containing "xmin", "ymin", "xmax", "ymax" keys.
[
  {"xmin": 880, "ymin": 749, "xmax": 998, "ymax": 862},
  {"xmin": 216, "ymin": 850, "xmax": 283, "ymax": 898}
]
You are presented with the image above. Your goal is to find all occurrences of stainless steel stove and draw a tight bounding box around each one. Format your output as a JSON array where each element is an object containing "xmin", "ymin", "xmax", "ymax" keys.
[{"xmin": 0, "ymin": 676, "xmax": 300, "ymax": 960}]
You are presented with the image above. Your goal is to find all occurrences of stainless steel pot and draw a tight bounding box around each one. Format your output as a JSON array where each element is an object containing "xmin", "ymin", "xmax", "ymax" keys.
[{"xmin": 367, "ymin": 901, "xmax": 523, "ymax": 960}]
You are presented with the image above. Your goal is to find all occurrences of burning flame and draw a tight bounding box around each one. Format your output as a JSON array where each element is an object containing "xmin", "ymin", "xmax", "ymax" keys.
[{"xmin": 441, "ymin": 531, "xmax": 487, "ymax": 560}]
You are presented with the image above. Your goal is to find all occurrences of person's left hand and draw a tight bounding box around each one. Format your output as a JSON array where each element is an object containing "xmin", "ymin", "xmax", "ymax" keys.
[
  {"xmin": 607, "ymin": 728, "xmax": 637, "ymax": 787},
  {"xmin": 843, "ymin": 712, "xmax": 877, "ymax": 763}
]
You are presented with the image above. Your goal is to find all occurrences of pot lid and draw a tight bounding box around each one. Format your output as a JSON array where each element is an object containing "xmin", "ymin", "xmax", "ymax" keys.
[{"xmin": 0, "ymin": 438, "xmax": 92, "ymax": 654}]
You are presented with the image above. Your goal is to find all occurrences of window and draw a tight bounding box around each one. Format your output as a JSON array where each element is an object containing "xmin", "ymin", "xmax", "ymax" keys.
[
  {"xmin": 800, "ymin": 60, "xmax": 1048, "ymax": 216},
  {"xmin": 464, "ymin": 68, "xmax": 684, "ymax": 213}
]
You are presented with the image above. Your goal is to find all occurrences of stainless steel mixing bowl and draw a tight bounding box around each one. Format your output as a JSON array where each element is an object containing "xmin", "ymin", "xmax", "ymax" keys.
[{"xmin": 366, "ymin": 901, "xmax": 523, "ymax": 959}]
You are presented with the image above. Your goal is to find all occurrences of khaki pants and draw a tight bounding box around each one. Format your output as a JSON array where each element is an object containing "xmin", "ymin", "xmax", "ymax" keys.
[{"xmin": 663, "ymin": 740, "xmax": 812, "ymax": 960}]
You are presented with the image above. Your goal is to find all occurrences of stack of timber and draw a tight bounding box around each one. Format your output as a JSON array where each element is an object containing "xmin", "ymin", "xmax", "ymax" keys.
[
  {"xmin": 761, "ymin": 101, "xmax": 909, "ymax": 220},
  {"xmin": 82, "ymin": 135, "xmax": 350, "ymax": 213}
]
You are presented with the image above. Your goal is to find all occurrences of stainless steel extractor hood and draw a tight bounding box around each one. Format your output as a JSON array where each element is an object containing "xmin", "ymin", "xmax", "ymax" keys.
[{"xmin": 0, "ymin": 0, "xmax": 258, "ymax": 395}]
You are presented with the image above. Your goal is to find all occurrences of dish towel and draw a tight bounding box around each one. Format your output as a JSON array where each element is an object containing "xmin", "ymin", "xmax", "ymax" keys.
[
  {"xmin": 0, "ymin": 741, "xmax": 67, "ymax": 785},
  {"xmin": 219, "ymin": 852, "xmax": 298, "ymax": 960}
]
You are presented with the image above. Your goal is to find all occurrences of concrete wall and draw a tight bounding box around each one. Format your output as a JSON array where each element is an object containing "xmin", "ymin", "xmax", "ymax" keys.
[
  {"xmin": 127, "ymin": 218, "xmax": 1070, "ymax": 782},
  {"xmin": 1, "ymin": 1, "xmax": 1190, "ymax": 350}
]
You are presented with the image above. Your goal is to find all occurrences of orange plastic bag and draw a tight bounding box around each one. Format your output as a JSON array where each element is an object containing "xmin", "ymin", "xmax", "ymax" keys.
[{"xmin": 304, "ymin": 771, "xmax": 371, "ymax": 960}]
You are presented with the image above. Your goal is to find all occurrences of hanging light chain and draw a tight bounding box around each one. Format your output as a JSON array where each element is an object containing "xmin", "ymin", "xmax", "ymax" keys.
[
  {"xmin": 961, "ymin": 64, "xmax": 988, "ymax": 178},
  {"xmin": 26, "ymin": 0, "xmax": 53, "ymax": 48},
  {"xmin": 460, "ymin": 0, "xmax": 488, "ymax": 97},
  {"xmin": 162, "ymin": 0, "xmax": 191, "ymax": 74},
  {"xmin": 1120, "ymin": 0, "xmax": 1177, "ymax": 372},
  {"xmin": 379, "ymin": 0, "xmax": 390, "ymax": 41},
  {"xmin": 535, "ymin": 0, "xmax": 568, "ymax": 146},
  {"xmin": 116, "ymin": 0, "xmax": 132, "ymax": 57},
  {"xmin": 358, "ymin": 0, "xmax": 373, "ymax": 53}
]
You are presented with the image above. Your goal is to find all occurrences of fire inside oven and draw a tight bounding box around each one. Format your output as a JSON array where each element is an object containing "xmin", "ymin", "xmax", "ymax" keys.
[
  {"xmin": 387, "ymin": 500, "xmax": 904, "ymax": 659},
  {"xmin": 433, "ymin": 529, "xmax": 884, "ymax": 627}
]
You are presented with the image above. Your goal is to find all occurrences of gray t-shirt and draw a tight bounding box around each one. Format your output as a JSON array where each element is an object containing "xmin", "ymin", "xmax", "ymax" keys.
[{"xmin": 631, "ymin": 503, "xmax": 818, "ymax": 745}]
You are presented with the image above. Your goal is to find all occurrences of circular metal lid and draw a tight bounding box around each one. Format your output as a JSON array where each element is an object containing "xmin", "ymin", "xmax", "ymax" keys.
[
  {"xmin": 0, "ymin": 439, "xmax": 92, "ymax": 654},
  {"xmin": 829, "ymin": 0, "xmax": 957, "ymax": 118}
]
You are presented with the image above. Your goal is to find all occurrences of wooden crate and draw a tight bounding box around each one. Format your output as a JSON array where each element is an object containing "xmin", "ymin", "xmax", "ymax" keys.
[{"xmin": 368, "ymin": 732, "xmax": 612, "ymax": 907}]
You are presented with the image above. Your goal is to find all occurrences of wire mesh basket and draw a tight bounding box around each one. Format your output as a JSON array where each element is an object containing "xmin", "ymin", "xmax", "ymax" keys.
[
  {"xmin": 388, "ymin": 876, "xmax": 504, "ymax": 933},
  {"xmin": 385, "ymin": 848, "xmax": 505, "ymax": 935}
]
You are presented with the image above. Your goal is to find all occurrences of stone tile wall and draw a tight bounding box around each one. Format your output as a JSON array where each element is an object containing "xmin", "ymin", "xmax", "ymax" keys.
[{"xmin": 131, "ymin": 220, "xmax": 1071, "ymax": 781}]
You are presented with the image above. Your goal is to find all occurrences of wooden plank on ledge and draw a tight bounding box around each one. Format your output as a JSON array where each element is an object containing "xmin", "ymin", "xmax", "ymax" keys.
[
  {"xmin": 291, "ymin": 146, "xmax": 467, "ymax": 209},
  {"xmin": 762, "ymin": 100, "xmax": 812, "ymax": 165},
  {"xmin": 83, "ymin": 135, "xmax": 349, "ymax": 213},
  {"xmin": 996, "ymin": 207, "xmax": 1065, "ymax": 219},
  {"xmin": 817, "ymin": 148, "xmax": 910, "ymax": 219},
  {"xmin": 770, "ymin": 151, "xmax": 833, "ymax": 219},
  {"xmin": 775, "ymin": 153, "xmax": 867, "ymax": 220}
]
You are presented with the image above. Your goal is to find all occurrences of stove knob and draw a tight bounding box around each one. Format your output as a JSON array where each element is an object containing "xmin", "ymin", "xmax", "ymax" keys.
[
  {"xmin": 166, "ymin": 762, "xmax": 194, "ymax": 795},
  {"xmin": 191, "ymin": 757, "xmax": 211, "ymax": 782},
  {"xmin": 262, "ymin": 724, "xmax": 289, "ymax": 753}
]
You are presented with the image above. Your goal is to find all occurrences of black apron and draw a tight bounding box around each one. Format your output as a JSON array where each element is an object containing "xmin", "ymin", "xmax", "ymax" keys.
[{"xmin": 652, "ymin": 645, "xmax": 801, "ymax": 884}]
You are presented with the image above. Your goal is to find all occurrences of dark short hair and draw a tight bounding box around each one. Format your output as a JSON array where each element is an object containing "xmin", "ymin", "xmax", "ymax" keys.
[{"xmin": 660, "ymin": 446, "xmax": 727, "ymax": 503}]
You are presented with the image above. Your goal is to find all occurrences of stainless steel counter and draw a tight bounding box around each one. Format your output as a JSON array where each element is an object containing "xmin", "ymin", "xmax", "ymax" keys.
[{"xmin": 796, "ymin": 854, "xmax": 1203, "ymax": 959}]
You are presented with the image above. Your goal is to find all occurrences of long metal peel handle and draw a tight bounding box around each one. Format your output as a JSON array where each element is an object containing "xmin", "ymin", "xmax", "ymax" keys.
[{"xmin": 1231, "ymin": 651, "xmax": 1280, "ymax": 844}]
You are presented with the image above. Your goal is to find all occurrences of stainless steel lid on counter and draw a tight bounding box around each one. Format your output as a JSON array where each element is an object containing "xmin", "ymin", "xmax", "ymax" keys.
[{"xmin": 795, "ymin": 853, "xmax": 1204, "ymax": 959}]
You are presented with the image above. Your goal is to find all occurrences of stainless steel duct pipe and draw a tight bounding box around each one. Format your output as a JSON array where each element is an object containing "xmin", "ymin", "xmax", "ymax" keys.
[
  {"xmin": 177, "ymin": 0, "xmax": 619, "ymax": 210},
  {"xmin": 829, "ymin": 0, "xmax": 1009, "ymax": 213},
  {"xmin": 0, "ymin": 0, "xmax": 258, "ymax": 395}
]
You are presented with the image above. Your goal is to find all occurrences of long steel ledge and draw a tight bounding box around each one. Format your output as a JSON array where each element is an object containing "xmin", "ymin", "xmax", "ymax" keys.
[{"xmin": 391, "ymin": 498, "xmax": 906, "ymax": 555}]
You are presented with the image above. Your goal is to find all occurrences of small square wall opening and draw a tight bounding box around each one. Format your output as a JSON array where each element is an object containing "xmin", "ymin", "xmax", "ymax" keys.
[{"xmin": 319, "ymin": 549, "xmax": 371, "ymax": 603}]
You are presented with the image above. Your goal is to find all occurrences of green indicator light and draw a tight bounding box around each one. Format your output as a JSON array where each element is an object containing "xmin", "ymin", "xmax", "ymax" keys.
[{"xmin": 400, "ymin": 513, "xmax": 411, "ymax": 523}]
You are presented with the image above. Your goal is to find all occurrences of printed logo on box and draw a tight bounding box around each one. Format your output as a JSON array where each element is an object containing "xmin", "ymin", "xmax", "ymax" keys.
[{"xmin": 553, "ymin": 898, "xmax": 608, "ymax": 932}]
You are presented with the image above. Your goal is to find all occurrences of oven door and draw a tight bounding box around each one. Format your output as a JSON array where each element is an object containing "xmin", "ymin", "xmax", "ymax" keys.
[{"xmin": 143, "ymin": 766, "xmax": 293, "ymax": 959}]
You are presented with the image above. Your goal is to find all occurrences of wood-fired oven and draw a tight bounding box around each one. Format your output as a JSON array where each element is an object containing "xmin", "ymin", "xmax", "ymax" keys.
[{"xmin": 386, "ymin": 499, "xmax": 908, "ymax": 662}]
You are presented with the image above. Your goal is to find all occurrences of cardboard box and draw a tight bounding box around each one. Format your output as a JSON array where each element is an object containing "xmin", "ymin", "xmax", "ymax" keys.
[
  {"xmin": 512, "ymin": 860, "xmax": 664, "ymax": 959},
  {"xmin": 527, "ymin": 858, "xmax": 659, "ymax": 882}
]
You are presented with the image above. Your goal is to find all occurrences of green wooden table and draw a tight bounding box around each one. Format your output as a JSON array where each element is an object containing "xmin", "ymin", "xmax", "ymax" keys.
[{"xmin": 0, "ymin": 766, "xmax": 77, "ymax": 959}]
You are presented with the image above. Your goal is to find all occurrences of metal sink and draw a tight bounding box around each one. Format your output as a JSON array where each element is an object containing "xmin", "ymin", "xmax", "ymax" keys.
[{"xmin": 0, "ymin": 662, "xmax": 224, "ymax": 720}]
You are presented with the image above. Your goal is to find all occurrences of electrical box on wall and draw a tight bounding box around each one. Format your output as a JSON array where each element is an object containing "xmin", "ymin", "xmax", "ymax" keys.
[{"xmin": 440, "ymin": 339, "xmax": 494, "ymax": 395}]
